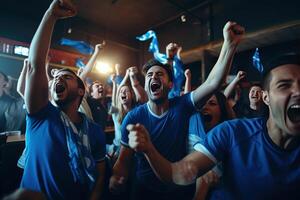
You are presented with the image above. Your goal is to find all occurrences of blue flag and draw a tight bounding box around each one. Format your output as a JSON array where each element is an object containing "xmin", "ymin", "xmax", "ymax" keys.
[
  {"xmin": 252, "ymin": 48, "xmax": 264, "ymax": 73},
  {"xmin": 136, "ymin": 30, "xmax": 167, "ymax": 63},
  {"xmin": 75, "ymin": 58, "xmax": 86, "ymax": 68},
  {"xmin": 60, "ymin": 38, "xmax": 94, "ymax": 55},
  {"xmin": 136, "ymin": 30, "xmax": 184, "ymax": 98}
]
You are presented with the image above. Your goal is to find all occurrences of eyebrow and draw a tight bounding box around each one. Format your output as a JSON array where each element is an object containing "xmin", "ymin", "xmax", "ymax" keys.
[{"xmin": 275, "ymin": 79, "xmax": 293, "ymax": 85}]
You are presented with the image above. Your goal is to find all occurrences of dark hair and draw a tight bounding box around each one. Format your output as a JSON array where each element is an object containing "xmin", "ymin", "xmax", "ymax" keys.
[
  {"xmin": 142, "ymin": 59, "xmax": 173, "ymax": 81},
  {"xmin": 57, "ymin": 68, "xmax": 85, "ymax": 90},
  {"xmin": 88, "ymin": 81, "xmax": 103, "ymax": 95},
  {"xmin": 214, "ymin": 91, "xmax": 233, "ymax": 123},
  {"xmin": 263, "ymin": 53, "xmax": 300, "ymax": 90},
  {"xmin": 250, "ymin": 83, "xmax": 262, "ymax": 90},
  {"xmin": 0, "ymin": 71, "xmax": 9, "ymax": 82}
]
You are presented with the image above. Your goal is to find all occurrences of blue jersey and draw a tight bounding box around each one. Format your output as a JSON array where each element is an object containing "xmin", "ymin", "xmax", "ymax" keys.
[
  {"xmin": 188, "ymin": 113, "xmax": 206, "ymax": 152},
  {"xmin": 20, "ymin": 103, "xmax": 106, "ymax": 200},
  {"xmin": 121, "ymin": 93, "xmax": 195, "ymax": 192},
  {"xmin": 195, "ymin": 118, "xmax": 300, "ymax": 200}
]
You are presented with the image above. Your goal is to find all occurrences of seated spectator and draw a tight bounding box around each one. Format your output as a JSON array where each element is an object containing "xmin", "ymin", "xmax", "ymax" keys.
[{"xmin": 0, "ymin": 71, "xmax": 26, "ymax": 133}]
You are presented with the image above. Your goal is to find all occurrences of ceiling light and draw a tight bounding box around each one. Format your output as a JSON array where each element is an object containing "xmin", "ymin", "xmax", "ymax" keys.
[{"xmin": 95, "ymin": 61, "xmax": 113, "ymax": 74}]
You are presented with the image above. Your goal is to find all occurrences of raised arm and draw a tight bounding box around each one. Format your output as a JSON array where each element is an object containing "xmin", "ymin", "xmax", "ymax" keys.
[
  {"xmin": 128, "ymin": 66, "xmax": 148, "ymax": 103},
  {"xmin": 184, "ymin": 69, "xmax": 192, "ymax": 94},
  {"xmin": 127, "ymin": 124, "xmax": 215, "ymax": 185},
  {"xmin": 24, "ymin": 0, "xmax": 76, "ymax": 114},
  {"xmin": 223, "ymin": 71, "xmax": 245, "ymax": 98},
  {"xmin": 110, "ymin": 74, "xmax": 117, "ymax": 106},
  {"xmin": 192, "ymin": 21, "xmax": 245, "ymax": 108},
  {"xmin": 79, "ymin": 42, "xmax": 105, "ymax": 81},
  {"xmin": 17, "ymin": 59, "xmax": 29, "ymax": 98}
]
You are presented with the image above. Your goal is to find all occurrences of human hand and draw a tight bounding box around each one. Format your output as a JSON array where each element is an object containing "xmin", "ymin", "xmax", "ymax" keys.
[
  {"xmin": 223, "ymin": 21, "xmax": 245, "ymax": 46},
  {"xmin": 127, "ymin": 124, "xmax": 152, "ymax": 153},
  {"xmin": 166, "ymin": 43, "xmax": 181, "ymax": 59},
  {"xmin": 184, "ymin": 69, "xmax": 191, "ymax": 79},
  {"xmin": 48, "ymin": 0, "xmax": 77, "ymax": 19}
]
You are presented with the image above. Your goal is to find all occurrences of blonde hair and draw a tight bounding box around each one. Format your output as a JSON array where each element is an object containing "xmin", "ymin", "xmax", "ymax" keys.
[{"xmin": 116, "ymin": 84, "xmax": 136, "ymax": 124}]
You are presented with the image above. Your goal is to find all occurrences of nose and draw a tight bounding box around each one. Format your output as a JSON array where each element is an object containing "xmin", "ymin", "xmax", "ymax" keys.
[
  {"xmin": 151, "ymin": 73, "xmax": 158, "ymax": 79},
  {"xmin": 291, "ymin": 82, "xmax": 300, "ymax": 97}
]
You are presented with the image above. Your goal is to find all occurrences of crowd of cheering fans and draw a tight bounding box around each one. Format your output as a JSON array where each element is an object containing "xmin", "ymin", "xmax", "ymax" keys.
[{"xmin": 0, "ymin": 0, "xmax": 300, "ymax": 200}]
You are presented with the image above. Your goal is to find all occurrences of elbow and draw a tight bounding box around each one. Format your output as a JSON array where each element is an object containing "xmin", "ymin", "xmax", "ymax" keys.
[{"xmin": 172, "ymin": 161, "xmax": 198, "ymax": 186}]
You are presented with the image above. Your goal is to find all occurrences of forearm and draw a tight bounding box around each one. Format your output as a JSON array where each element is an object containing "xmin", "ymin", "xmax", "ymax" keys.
[
  {"xmin": 17, "ymin": 61, "xmax": 29, "ymax": 98},
  {"xmin": 192, "ymin": 42, "xmax": 237, "ymax": 108},
  {"xmin": 184, "ymin": 77, "xmax": 191, "ymax": 94},
  {"xmin": 111, "ymin": 82, "xmax": 117, "ymax": 106},
  {"xmin": 205, "ymin": 42, "xmax": 237, "ymax": 90},
  {"xmin": 144, "ymin": 145, "xmax": 174, "ymax": 184},
  {"xmin": 25, "ymin": 10, "xmax": 57, "ymax": 113},
  {"xmin": 223, "ymin": 78, "xmax": 239, "ymax": 98},
  {"xmin": 131, "ymin": 78, "xmax": 147, "ymax": 103},
  {"xmin": 90, "ymin": 162, "xmax": 105, "ymax": 200},
  {"xmin": 80, "ymin": 50, "xmax": 99, "ymax": 81},
  {"xmin": 29, "ymin": 11, "xmax": 56, "ymax": 73}
]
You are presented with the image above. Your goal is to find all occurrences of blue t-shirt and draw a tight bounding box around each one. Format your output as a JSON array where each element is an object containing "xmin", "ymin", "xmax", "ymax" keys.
[
  {"xmin": 189, "ymin": 112, "xmax": 206, "ymax": 142},
  {"xmin": 195, "ymin": 118, "xmax": 300, "ymax": 200},
  {"xmin": 121, "ymin": 93, "xmax": 195, "ymax": 192},
  {"xmin": 20, "ymin": 103, "xmax": 106, "ymax": 200}
]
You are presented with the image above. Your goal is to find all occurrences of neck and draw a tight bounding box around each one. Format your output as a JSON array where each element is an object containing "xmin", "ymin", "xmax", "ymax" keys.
[
  {"xmin": 249, "ymin": 102, "xmax": 261, "ymax": 110},
  {"xmin": 148, "ymin": 99, "xmax": 169, "ymax": 116},
  {"xmin": 60, "ymin": 102, "xmax": 81, "ymax": 123},
  {"xmin": 122, "ymin": 103, "xmax": 131, "ymax": 112},
  {"xmin": 267, "ymin": 118, "xmax": 300, "ymax": 150}
]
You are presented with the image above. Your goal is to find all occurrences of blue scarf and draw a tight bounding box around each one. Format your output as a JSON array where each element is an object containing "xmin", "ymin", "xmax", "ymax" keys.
[{"xmin": 60, "ymin": 111, "xmax": 97, "ymax": 190}]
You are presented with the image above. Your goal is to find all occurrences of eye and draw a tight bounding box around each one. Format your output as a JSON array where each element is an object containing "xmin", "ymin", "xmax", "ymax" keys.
[{"xmin": 277, "ymin": 83, "xmax": 290, "ymax": 89}]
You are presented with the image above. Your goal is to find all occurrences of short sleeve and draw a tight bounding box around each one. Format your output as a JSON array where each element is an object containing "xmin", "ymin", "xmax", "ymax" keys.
[{"xmin": 194, "ymin": 121, "xmax": 232, "ymax": 163}]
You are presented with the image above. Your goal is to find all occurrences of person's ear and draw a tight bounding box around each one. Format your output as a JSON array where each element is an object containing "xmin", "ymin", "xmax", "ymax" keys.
[
  {"xmin": 262, "ymin": 90, "xmax": 270, "ymax": 106},
  {"xmin": 78, "ymin": 88, "xmax": 84, "ymax": 97}
]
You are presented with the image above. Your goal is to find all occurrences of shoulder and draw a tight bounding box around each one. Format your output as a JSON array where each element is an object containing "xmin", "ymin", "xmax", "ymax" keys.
[
  {"xmin": 210, "ymin": 117, "xmax": 265, "ymax": 143},
  {"xmin": 127, "ymin": 103, "xmax": 147, "ymax": 116}
]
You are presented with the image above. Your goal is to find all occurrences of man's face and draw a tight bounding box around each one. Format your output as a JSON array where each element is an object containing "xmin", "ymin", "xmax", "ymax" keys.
[
  {"xmin": 249, "ymin": 86, "xmax": 263, "ymax": 104},
  {"xmin": 90, "ymin": 82, "xmax": 104, "ymax": 99},
  {"xmin": 263, "ymin": 64, "xmax": 300, "ymax": 136},
  {"xmin": 50, "ymin": 70, "xmax": 83, "ymax": 106},
  {"xmin": 144, "ymin": 65, "xmax": 172, "ymax": 103}
]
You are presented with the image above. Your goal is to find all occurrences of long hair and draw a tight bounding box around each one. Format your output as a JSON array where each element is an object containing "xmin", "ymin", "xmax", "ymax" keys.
[
  {"xmin": 116, "ymin": 84, "xmax": 136, "ymax": 124},
  {"xmin": 214, "ymin": 91, "xmax": 235, "ymax": 123}
]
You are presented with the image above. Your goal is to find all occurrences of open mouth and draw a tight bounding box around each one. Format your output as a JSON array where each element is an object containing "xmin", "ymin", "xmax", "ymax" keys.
[
  {"xmin": 202, "ymin": 114, "xmax": 213, "ymax": 122},
  {"xmin": 150, "ymin": 82, "xmax": 161, "ymax": 93},
  {"xmin": 55, "ymin": 83, "xmax": 65, "ymax": 93},
  {"xmin": 287, "ymin": 104, "xmax": 300, "ymax": 122},
  {"xmin": 121, "ymin": 95, "xmax": 127, "ymax": 100}
]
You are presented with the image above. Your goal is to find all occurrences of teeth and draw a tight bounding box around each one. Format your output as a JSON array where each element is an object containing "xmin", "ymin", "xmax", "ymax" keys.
[{"xmin": 291, "ymin": 105, "xmax": 300, "ymax": 109}]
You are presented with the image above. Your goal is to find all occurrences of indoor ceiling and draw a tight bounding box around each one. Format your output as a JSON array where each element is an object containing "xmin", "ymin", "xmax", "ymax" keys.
[
  {"xmin": 1, "ymin": 0, "xmax": 210, "ymax": 39},
  {"xmin": 76, "ymin": 0, "xmax": 209, "ymax": 38}
]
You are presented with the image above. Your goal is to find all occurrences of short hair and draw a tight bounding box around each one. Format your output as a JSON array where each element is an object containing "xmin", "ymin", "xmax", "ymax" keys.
[
  {"xmin": 250, "ymin": 83, "xmax": 262, "ymax": 90},
  {"xmin": 88, "ymin": 81, "xmax": 103, "ymax": 95},
  {"xmin": 263, "ymin": 53, "xmax": 300, "ymax": 90},
  {"xmin": 56, "ymin": 68, "xmax": 85, "ymax": 91},
  {"xmin": 142, "ymin": 59, "xmax": 173, "ymax": 81},
  {"xmin": 0, "ymin": 71, "xmax": 9, "ymax": 82}
]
